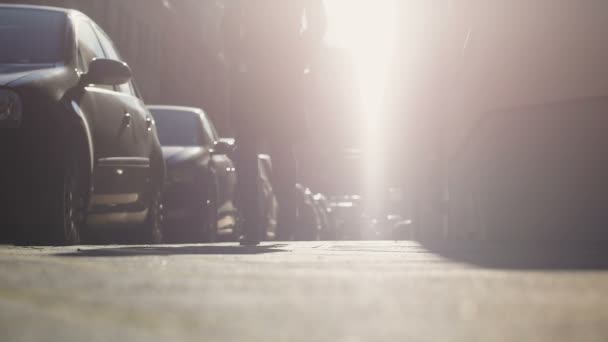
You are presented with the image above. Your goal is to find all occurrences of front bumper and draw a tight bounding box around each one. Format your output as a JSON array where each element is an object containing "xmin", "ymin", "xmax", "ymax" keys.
[
  {"xmin": 0, "ymin": 121, "xmax": 53, "ymax": 190},
  {"xmin": 162, "ymin": 181, "xmax": 205, "ymax": 221}
]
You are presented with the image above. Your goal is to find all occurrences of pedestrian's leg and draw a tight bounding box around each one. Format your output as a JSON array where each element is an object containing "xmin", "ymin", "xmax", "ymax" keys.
[
  {"xmin": 271, "ymin": 142, "xmax": 298, "ymax": 240},
  {"xmin": 235, "ymin": 134, "xmax": 261, "ymax": 245}
]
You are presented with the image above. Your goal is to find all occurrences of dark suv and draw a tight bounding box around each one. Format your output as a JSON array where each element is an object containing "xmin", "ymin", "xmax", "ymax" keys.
[{"xmin": 0, "ymin": 5, "xmax": 165, "ymax": 245}]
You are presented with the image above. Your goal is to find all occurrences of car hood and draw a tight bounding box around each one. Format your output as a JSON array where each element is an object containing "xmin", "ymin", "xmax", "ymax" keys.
[
  {"xmin": 0, "ymin": 64, "xmax": 56, "ymax": 86},
  {"xmin": 162, "ymin": 146, "xmax": 207, "ymax": 166}
]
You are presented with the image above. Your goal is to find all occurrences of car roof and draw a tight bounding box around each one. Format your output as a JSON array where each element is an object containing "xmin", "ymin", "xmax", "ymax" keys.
[
  {"xmin": 0, "ymin": 4, "xmax": 92, "ymax": 24},
  {"xmin": 147, "ymin": 105, "xmax": 207, "ymax": 115},
  {"xmin": 0, "ymin": 4, "xmax": 73, "ymax": 15}
]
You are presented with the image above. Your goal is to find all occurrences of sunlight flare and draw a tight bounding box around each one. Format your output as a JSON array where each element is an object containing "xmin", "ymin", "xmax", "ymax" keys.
[{"xmin": 324, "ymin": 0, "xmax": 397, "ymax": 209}]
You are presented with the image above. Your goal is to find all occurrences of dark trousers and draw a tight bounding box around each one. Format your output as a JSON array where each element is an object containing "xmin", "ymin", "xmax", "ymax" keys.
[{"xmin": 235, "ymin": 134, "xmax": 298, "ymax": 240}]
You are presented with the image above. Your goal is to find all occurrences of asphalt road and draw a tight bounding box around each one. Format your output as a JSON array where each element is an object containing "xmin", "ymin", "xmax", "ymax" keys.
[{"xmin": 1, "ymin": 240, "xmax": 608, "ymax": 342}]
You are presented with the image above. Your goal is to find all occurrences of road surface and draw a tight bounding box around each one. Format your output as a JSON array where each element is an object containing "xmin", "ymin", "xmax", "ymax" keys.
[{"xmin": 1, "ymin": 241, "xmax": 608, "ymax": 341}]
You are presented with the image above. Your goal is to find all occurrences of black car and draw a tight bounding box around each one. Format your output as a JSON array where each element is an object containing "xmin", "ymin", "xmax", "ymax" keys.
[
  {"xmin": 257, "ymin": 154, "xmax": 278, "ymax": 240},
  {"xmin": 294, "ymin": 184, "xmax": 322, "ymax": 241},
  {"xmin": 149, "ymin": 105, "xmax": 237, "ymax": 242},
  {"xmin": 252, "ymin": 159, "xmax": 323, "ymax": 242},
  {"xmin": 329, "ymin": 195, "xmax": 365, "ymax": 240},
  {"xmin": 312, "ymin": 192, "xmax": 338, "ymax": 240},
  {"xmin": 0, "ymin": 5, "xmax": 165, "ymax": 245}
]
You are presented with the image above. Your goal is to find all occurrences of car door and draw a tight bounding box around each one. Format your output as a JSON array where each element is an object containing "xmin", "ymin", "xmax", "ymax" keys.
[
  {"xmin": 72, "ymin": 17, "xmax": 145, "ymax": 211},
  {"xmin": 93, "ymin": 23, "xmax": 156, "ymax": 204},
  {"xmin": 203, "ymin": 113, "xmax": 237, "ymax": 214}
]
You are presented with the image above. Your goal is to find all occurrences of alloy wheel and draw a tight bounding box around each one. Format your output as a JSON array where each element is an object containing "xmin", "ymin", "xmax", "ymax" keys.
[{"xmin": 63, "ymin": 161, "xmax": 84, "ymax": 245}]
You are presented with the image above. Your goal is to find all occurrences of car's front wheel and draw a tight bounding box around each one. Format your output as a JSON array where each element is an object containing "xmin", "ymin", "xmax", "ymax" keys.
[
  {"xmin": 16, "ymin": 154, "xmax": 87, "ymax": 246},
  {"xmin": 137, "ymin": 191, "xmax": 164, "ymax": 244},
  {"xmin": 61, "ymin": 156, "xmax": 86, "ymax": 245},
  {"xmin": 201, "ymin": 183, "xmax": 218, "ymax": 243}
]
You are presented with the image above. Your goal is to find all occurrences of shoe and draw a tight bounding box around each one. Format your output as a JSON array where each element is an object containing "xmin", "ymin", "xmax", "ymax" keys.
[{"xmin": 239, "ymin": 235, "xmax": 260, "ymax": 246}]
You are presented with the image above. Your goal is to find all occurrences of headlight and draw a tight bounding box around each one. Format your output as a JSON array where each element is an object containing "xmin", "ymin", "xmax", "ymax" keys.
[{"xmin": 0, "ymin": 89, "xmax": 22, "ymax": 127}]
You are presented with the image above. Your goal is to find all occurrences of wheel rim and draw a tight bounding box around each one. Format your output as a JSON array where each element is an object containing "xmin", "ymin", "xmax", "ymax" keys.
[
  {"xmin": 64, "ymin": 165, "xmax": 83, "ymax": 245},
  {"xmin": 150, "ymin": 195, "xmax": 163, "ymax": 244}
]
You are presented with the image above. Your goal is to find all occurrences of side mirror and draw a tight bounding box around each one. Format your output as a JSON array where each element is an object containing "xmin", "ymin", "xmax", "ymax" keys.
[
  {"xmin": 212, "ymin": 138, "xmax": 236, "ymax": 155},
  {"xmin": 82, "ymin": 58, "xmax": 132, "ymax": 86}
]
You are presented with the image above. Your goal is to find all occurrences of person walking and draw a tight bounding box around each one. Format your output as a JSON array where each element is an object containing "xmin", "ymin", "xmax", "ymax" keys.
[{"xmin": 222, "ymin": 0, "xmax": 327, "ymax": 245}]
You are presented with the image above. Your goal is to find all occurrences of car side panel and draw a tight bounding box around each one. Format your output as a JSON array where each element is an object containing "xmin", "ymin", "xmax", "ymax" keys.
[
  {"xmin": 212, "ymin": 154, "xmax": 237, "ymax": 216},
  {"xmin": 79, "ymin": 87, "xmax": 150, "ymax": 213}
]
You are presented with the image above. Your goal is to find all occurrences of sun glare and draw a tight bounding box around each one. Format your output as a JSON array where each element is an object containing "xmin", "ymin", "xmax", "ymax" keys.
[{"xmin": 324, "ymin": 0, "xmax": 397, "ymax": 208}]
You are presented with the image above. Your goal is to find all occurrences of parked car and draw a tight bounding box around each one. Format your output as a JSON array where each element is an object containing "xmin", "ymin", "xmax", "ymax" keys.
[
  {"xmin": 253, "ymin": 157, "xmax": 329, "ymax": 242},
  {"xmin": 257, "ymin": 154, "xmax": 278, "ymax": 240},
  {"xmin": 312, "ymin": 192, "xmax": 337, "ymax": 240},
  {"xmin": 235, "ymin": 155, "xmax": 319, "ymax": 242},
  {"xmin": 293, "ymin": 184, "xmax": 322, "ymax": 241},
  {"xmin": 329, "ymin": 195, "xmax": 365, "ymax": 240},
  {"xmin": 238, "ymin": 154, "xmax": 326, "ymax": 242},
  {"xmin": 0, "ymin": 5, "xmax": 165, "ymax": 245},
  {"xmin": 149, "ymin": 105, "xmax": 237, "ymax": 242}
]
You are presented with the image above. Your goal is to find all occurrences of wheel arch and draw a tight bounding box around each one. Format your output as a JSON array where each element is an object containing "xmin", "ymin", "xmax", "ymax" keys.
[
  {"xmin": 201, "ymin": 163, "xmax": 220, "ymax": 202},
  {"xmin": 149, "ymin": 143, "xmax": 166, "ymax": 194},
  {"xmin": 64, "ymin": 101, "xmax": 95, "ymax": 200}
]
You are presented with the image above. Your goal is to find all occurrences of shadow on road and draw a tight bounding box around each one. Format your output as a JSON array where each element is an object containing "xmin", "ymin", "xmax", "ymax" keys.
[
  {"xmin": 420, "ymin": 240, "xmax": 608, "ymax": 271},
  {"xmin": 55, "ymin": 244, "xmax": 289, "ymax": 257}
]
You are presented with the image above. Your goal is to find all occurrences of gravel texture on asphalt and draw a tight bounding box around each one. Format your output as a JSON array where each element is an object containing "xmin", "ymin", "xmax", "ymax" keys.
[{"xmin": 1, "ymin": 241, "xmax": 608, "ymax": 342}]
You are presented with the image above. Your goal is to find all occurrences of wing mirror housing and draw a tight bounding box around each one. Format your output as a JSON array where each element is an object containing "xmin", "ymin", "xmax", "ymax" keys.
[
  {"xmin": 82, "ymin": 58, "xmax": 132, "ymax": 86},
  {"xmin": 212, "ymin": 138, "xmax": 236, "ymax": 155}
]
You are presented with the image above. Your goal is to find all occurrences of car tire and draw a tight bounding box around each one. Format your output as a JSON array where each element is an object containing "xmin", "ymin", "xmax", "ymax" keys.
[
  {"xmin": 16, "ymin": 154, "xmax": 86, "ymax": 246},
  {"xmin": 201, "ymin": 183, "xmax": 218, "ymax": 243},
  {"xmin": 137, "ymin": 191, "xmax": 164, "ymax": 244}
]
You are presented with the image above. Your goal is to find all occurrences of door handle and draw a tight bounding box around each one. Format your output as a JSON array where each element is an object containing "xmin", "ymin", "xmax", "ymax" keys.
[
  {"xmin": 123, "ymin": 113, "xmax": 132, "ymax": 127},
  {"xmin": 146, "ymin": 117, "xmax": 153, "ymax": 131}
]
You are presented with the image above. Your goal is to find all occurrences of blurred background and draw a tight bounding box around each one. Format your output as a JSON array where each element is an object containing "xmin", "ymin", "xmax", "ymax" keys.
[
  {"xmin": 0, "ymin": 0, "xmax": 408, "ymax": 239},
  {"xmin": 4, "ymin": 0, "xmax": 607, "ymax": 241}
]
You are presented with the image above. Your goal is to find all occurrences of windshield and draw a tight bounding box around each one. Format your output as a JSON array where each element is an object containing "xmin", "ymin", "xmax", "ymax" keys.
[
  {"xmin": 0, "ymin": 8, "xmax": 66, "ymax": 64},
  {"xmin": 151, "ymin": 109, "xmax": 203, "ymax": 147}
]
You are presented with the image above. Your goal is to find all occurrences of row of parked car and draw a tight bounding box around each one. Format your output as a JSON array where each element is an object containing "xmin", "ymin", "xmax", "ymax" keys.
[
  {"xmin": 0, "ymin": 4, "xmax": 344, "ymax": 245},
  {"xmin": 148, "ymin": 105, "xmax": 331, "ymax": 244}
]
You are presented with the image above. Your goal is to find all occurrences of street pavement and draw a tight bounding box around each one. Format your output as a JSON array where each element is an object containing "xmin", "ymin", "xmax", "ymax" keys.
[{"xmin": 1, "ymin": 240, "xmax": 608, "ymax": 342}]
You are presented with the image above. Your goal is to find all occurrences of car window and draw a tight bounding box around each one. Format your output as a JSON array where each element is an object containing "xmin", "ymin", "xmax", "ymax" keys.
[
  {"xmin": 130, "ymin": 80, "xmax": 144, "ymax": 100},
  {"xmin": 0, "ymin": 8, "xmax": 66, "ymax": 64},
  {"xmin": 92, "ymin": 24, "xmax": 119, "ymax": 60},
  {"xmin": 75, "ymin": 18, "xmax": 113, "ymax": 90},
  {"xmin": 75, "ymin": 19, "xmax": 104, "ymax": 72},
  {"xmin": 151, "ymin": 109, "xmax": 204, "ymax": 147},
  {"xmin": 93, "ymin": 24, "xmax": 137, "ymax": 96}
]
